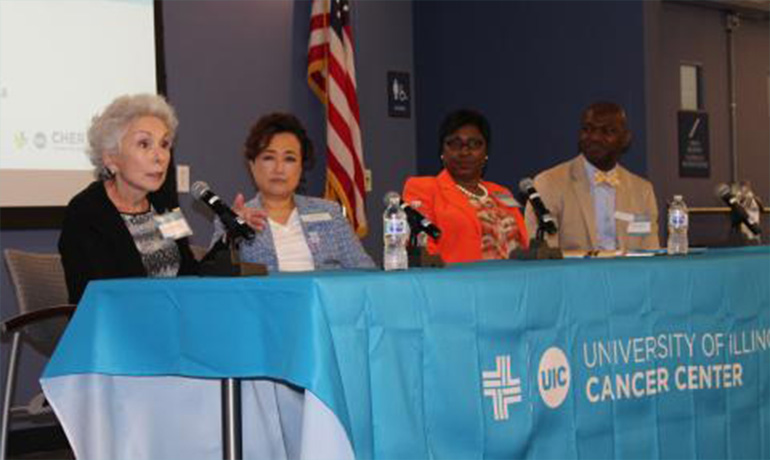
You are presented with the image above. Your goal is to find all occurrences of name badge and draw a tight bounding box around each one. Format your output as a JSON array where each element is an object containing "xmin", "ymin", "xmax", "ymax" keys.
[
  {"xmin": 614, "ymin": 211, "xmax": 634, "ymax": 222},
  {"xmin": 301, "ymin": 212, "xmax": 333, "ymax": 223},
  {"xmin": 493, "ymin": 192, "xmax": 520, "ymax": 208},
  {"xmin": 627, "ymin": 220, "xmax": 652, "ymax": 235},
  {"xmin": 154, "ymin": 208, "xmax": 193, "ymax": 240}
]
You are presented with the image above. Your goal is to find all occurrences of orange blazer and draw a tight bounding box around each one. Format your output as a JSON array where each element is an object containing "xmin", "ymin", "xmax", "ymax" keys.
[{"xmin": 403, "ymin": 170, "xmax": 529, "ymax": 263}]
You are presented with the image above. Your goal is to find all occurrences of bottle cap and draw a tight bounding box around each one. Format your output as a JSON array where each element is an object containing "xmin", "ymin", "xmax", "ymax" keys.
[
  {"xmin": 673, "ymin": 195, "xmax": 683, "ymax": 200},
  {"xmin": 384, "ymin": 191, "xmax": 400, "ymax": 205}
]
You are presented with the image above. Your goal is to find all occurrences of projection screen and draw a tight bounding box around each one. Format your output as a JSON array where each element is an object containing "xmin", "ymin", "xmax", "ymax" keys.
[{"xmin": 0, "ymin": 0, "xmax": 159, "ymax": 212}]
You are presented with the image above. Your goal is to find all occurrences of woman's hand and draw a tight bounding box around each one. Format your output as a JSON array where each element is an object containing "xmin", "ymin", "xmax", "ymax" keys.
[{"xmin": 233, "ymin": 193, "xmax": 267, "ymax": 231}]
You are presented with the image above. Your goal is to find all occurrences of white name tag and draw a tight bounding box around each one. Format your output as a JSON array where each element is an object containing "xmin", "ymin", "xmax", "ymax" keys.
[
  {"xmin": 154, "ymin": 208, "xmax": 193, "ymax": 240},
  {"xmin": 300, "ymin": 212, "xmax": 333, "ymax": 223},
  {"xmin": 614, "ymin": 211, "xmax": 634, "ymax": 222},
  {"xmin": 627, "ymin": 220, "xmax": 652, "ymax": 235}
]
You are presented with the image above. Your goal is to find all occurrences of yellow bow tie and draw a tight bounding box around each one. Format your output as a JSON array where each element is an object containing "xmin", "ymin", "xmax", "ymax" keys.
[{"xmin": 594, "ymin": 170, "xmax": 620, "ymax": 187}]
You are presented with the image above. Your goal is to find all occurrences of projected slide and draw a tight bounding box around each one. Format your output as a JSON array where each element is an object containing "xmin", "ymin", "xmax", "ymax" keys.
[{"xmin": 0, "ymin": 0, "xmax": 157, "ymax": 207}]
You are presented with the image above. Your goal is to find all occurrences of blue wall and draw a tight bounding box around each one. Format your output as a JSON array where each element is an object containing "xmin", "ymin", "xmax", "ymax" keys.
[{"xmin": 413, "ymin": 0, "xmax": 648, "ymax": 191}]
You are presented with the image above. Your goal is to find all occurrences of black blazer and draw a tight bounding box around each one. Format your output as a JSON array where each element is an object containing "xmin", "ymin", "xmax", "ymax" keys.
[{"xmin": 58, "ymin": 181, "xmax": 198, "ymax": 304}]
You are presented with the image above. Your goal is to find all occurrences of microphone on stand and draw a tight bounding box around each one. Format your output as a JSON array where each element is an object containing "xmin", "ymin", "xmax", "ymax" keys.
[
  {"xmin": 191, "ymin": 181, "xmax": 267, "ymax": 277},
  {"xmin": 715, "ymin": 183, "xmax": 762, "ymax": 236},
  {"xmin": 191, "ymin": 181, "xmax": 256, "ymax": 241},
  {"xmin": 401, "ymin": 202, "xmax": 441, "ymax": 240},
  {"xmin": 510, "ymin": 177, "xmax": 563, "ymax": 260},
  {"xmin": 519, "ymin": 178, "xmax": 557, "ymax": 235}
]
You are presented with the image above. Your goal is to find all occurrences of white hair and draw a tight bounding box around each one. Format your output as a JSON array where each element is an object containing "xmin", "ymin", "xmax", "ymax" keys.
[{"xmin": 87, "ymin": 93, "xmax": 179, "ymax": 179}]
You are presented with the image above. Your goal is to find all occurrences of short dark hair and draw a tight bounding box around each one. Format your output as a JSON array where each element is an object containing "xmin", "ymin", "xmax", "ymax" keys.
[
  {"xmin": 438, "ymin": 108, "xmax": 491, "ymax": 158},
  {"xmin": 582, "ymin": 101, "xmax": 627, "ymax": 125},
  {"xmin": 244, "ymin": 113, "xmax": 315, "ymax": 170}
]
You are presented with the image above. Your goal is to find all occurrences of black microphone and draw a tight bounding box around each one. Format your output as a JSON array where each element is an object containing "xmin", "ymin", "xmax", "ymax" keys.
[
  {"xmin": 519, "ymin": 178, "xmax": 558, "ymax": 235},
  {"xmin": 715, "ymin": 183, "xmax": 762, "ymax": 236},
  {"xmin": 191, "ymin": 181, "xmax": 255, "ymax": 241},
  {"xmin": 401, "ymin": 202, "xmax": 441, "ymax": 240}
]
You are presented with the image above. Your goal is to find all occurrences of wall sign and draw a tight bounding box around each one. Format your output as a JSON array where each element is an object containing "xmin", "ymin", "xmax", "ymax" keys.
[
  {"xmin": 678, "ymin": 111, "xmax": 710, "ymax": 178},
  {"xmin": 387, "ymin": 71, "xmax": 411, "ymax": 118}
]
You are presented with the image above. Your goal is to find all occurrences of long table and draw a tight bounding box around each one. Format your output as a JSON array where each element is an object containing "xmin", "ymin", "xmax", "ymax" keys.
[{"xmin": 42, "ymin": 247, "xmax": 770, "ymax": 459}]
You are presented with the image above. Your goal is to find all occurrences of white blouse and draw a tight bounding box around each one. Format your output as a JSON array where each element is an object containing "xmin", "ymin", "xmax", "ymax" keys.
[{"xmin": 268, "ymin": 209, "xmax": 315, "ymax": 272}]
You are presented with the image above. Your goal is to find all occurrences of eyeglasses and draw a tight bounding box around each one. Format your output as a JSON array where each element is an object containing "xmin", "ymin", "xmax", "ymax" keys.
[{"xmin": 444, "ymin": 136, "xmax": 485, "ymax": 152}]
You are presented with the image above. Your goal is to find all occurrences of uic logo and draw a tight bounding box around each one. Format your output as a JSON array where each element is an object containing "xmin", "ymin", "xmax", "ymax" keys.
[{"xmin": 538, "ymin": 347, "xmax": 570, "ymax": 409}]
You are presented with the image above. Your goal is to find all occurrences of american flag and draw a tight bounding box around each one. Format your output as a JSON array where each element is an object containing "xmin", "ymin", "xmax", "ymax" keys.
[{"xmin": 307, "ymin": 0, "xmax": 368, "ymax": 237}]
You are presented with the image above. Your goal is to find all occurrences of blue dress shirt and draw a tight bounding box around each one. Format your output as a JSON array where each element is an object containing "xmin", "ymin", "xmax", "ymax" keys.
[{"xmin": 582, "ymin": 156, "xmax": 617, "ymax": 250}]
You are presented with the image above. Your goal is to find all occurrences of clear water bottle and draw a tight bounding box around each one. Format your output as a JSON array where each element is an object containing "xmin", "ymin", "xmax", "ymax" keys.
[
  {"xmin": 383, "ymin": 191, "xmax": 409, "ymax": 270},
  {"xmin": 667, "ymin": 195, "xmax": 689, "ymax": 255}
]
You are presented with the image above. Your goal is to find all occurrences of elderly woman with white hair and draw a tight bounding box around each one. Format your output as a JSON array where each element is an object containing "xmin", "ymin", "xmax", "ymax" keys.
[{"xmin": 58, "ymin": 93, "xmax": 197, "ymax": 304}]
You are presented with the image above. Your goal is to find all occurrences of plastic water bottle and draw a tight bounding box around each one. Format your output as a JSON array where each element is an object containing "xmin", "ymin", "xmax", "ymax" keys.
[
  {"xmin": 383, "ymin": 191, "xmax": 409, "ymax": 270},
  {"xmin": 667, "ymin": 195, "xmax": 689, "ymax": 255}
]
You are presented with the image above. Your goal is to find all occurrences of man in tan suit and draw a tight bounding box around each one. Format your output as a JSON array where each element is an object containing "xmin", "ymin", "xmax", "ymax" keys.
[{"xmin": 525, "ymin": 102, "xmax": 660, "ymax": 251}]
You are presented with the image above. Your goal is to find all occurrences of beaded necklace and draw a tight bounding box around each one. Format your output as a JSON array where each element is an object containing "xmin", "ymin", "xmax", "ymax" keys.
[{"xmin": 456, "ymin": 182, "xmax": 489, "ymax": 199}]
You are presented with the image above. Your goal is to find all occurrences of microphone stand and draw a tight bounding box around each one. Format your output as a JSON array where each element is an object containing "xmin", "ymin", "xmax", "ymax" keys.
[
  {"xmin": 726, "ymin": 212, "xmax": 762, "ymax": 247},
  {"xmin": 511, "ymin": 214, "xmax": 563, "ymax": 260},
  {"xmin": 199, "ymin": 229, "xmax": 267, "ymax": 277},
  {"xmin": 407, "ymin": 230, "xmax": 445, "ymax": 268}
]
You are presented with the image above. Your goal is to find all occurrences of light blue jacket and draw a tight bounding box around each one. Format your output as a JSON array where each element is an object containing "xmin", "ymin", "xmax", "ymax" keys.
[{"xmin": 211, "ymin": 194, "xmax": 375, "ymax": 272}]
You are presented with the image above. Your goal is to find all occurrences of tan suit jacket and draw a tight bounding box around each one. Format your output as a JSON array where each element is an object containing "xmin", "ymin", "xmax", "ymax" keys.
[{"xmin": 525, "ymin": 155, "xmax": 660, "ymax": 251}]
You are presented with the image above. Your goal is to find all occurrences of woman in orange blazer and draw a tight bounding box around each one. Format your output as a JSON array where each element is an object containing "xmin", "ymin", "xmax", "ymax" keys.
[{"xmin": 403, "ymin": 109, "xmax": 528, "ymax": 263}]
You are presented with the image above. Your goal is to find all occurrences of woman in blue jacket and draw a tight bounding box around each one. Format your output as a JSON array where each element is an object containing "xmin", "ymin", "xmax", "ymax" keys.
[{"xmin": 210, "ymin": 113, "xmax": 374, "ymax": 272}]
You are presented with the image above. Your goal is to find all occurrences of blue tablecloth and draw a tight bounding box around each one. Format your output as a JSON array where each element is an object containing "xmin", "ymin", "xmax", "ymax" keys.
[{"xmin": 43, "ymin": 246, "xmax": 770, "ymax": 459}]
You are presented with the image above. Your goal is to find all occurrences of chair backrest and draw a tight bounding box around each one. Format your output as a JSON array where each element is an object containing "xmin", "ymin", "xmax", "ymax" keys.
[{"xmin": 3, "ymin": 249, "xmax": 69, "ymax": 356}]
